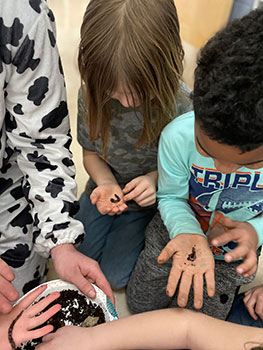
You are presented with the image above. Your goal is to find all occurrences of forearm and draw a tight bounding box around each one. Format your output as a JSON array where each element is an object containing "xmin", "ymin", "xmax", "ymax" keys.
[
  {"xmin": 89, "ymin": 308, "xmax": 189, "ymax": 350},
  {"xmin": 89, "ymin": 309, "xmax": 261, "ymax": 350},
  {"xmin": 83, "ymin": 149, "xmax": 117, "ymax": 186}
]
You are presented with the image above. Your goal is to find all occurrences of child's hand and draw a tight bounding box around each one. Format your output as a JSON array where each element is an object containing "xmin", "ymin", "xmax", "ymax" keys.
[
  {"xmin": 243, "ymin": 285, "xmax": 263, "ymax": 320},
  {"xmin": 0, "ymin": 284, "xmax": 61, "ymax": 350},
  {"xmin": 90, "ymin": 183, "xmax": 127, "ymax": 215},
  {"xmin": 0, "ymin": 258, "xmax": 19, "ymax": 314},
  {"xmin": 208, "ymin": 217, "xmax": 258, "ymax": 277},
  {"xmin": 123, "ymin": 173, "xmax": 157, "ymax": 207},
  {"xmin": 158, "ymin": 234, "xmax": 215, "ymax": 309},
  {"xmin": 36, "ymin": 325, "xmax": 88, "ymax": 350}
]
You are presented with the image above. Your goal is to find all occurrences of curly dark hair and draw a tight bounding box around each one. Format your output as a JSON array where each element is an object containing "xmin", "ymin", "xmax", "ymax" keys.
[{"xmin": 193, "ymin": 8, "xmax": 263, "ymax": 152}]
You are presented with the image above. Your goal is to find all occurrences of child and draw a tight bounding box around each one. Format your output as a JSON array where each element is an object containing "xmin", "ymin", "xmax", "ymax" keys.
[
  {"xmin": 37, "ymin": 306, "xmax": 263, "ymax": 350},
  {"xmin": 127, "ymin": 7, "xmax": 263, "ymax": 322},
  {"xmin": 76, "ymin": 0, "xmax": 192, "ymax": 289},
  {"xmin": 1, "ymin": 284, "xmax": 60, "ymax": 350},
  {"xmin": 0, "ymin": 0, "xmax": 114, "ymax": 313}
]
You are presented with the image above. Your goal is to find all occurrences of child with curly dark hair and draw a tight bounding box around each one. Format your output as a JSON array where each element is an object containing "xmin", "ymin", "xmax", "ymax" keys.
[{"xmin": 127, "ymin": 7, "xmax": 263, "ymax": 325}]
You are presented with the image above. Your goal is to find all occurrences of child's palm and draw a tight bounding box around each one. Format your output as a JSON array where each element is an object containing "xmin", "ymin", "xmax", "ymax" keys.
[
  {"xmin": 158, "ymin": 234, "xmax": 215, "ymax": 309},
  {"xmin": 90, "ymin": 184, "xmax": 127, "ymax": 215}
]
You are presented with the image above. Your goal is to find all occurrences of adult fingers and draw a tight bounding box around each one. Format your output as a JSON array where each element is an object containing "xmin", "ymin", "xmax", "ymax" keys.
[
  {"xmin": 0, "ymin": 259, "xmax": 15, "ymax": 281},
  {"xmin": 0, "ymin": 276, "xmax": 19, "ymax": 303},
  {"xmin": 89, "ymin": 266, "xmax": 115, "ymax": 304},
  {"xmin": 0, "ymin": 294, "xmax": 13, "ymax": 314}
]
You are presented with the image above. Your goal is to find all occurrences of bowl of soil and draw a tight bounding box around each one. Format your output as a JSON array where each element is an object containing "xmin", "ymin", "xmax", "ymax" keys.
[{"xmin": 17, "ymin": 279, "xmax": 118, "ymax": 350}]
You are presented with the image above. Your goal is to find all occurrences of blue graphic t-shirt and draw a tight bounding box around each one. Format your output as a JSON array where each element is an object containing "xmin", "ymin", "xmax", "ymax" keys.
[{"xmin": 157, "ymin": 112, "xmax": 263, "ymax": 259}]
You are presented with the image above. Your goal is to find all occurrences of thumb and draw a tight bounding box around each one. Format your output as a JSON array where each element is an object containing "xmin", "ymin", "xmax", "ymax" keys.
[
  {"xmin": 71, "ymin": 272, "xmax": 96, "ymax": 299},
  {"xmin": 158, "ymin": 242, "xmax": 175, "ymax": 264},
  {"xmin": 90, "ymin": 190, "xmax": 99, "ymax": 205}
]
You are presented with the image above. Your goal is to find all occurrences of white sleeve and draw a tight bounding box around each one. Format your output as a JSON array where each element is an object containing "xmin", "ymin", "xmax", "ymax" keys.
[{"xmin": 4, "ymin": 3, "xmax": 84, "ymax": 257}]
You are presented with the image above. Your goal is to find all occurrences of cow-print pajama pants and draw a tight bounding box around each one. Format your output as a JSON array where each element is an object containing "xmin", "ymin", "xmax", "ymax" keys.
[{"xmin": 0, "ymin": 159, "xmax": 47, "ymax": 297}]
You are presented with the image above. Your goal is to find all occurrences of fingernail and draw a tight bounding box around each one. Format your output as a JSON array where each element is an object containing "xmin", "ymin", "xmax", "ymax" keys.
[{"xmin": 87, "ymin": 290, "xmax": 96, "ymax": 298}]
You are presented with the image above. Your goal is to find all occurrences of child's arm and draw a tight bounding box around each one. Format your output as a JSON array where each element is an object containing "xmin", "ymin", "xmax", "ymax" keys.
[
  {"xmin": 208, "ymin": 217, "xmax": 258, "ymax": 277},
  {"xmin": 0, "ymin": 284, "xmax": 60, "ymax": 350},
  {"xmin": 82, "ymin": 149, "xmax": 127, "ymax": 215},
  {"xmin": 158, "ymin": 233, "xmax": 215, "ymax": 309},
  {"xmin": 244, "ymin": 285, "xmax": 263, "ymax": 320},
  {"xmin": 37, "ymin": 308, "xmax": 262, "ymax": 350}
]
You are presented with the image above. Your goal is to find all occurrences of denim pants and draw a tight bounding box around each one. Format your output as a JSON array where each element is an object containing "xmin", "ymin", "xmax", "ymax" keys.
[{"xmin": 76, "ymin": 192, "xmax": 156, "ymax": 289}]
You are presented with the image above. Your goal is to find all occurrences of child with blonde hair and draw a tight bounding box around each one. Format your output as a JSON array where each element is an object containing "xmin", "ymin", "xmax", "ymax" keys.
[{"xmin": 76, "ymin": 0, "xmax": 192, "ymax": 288}]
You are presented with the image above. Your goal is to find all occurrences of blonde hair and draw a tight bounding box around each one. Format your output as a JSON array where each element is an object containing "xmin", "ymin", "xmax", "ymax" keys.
[{"xmin": 78, "ymin": 0, "xmax": 184, "ymax": 158}]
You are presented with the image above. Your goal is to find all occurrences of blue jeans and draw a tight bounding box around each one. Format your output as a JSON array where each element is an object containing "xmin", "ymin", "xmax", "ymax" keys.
[
  {"xmin": 76, "ymin": 192, "xmax": 156, "ymax": 289},
  {"xmin": 227, "ymin": 292, "xmax": 263, "ymax": 327}
]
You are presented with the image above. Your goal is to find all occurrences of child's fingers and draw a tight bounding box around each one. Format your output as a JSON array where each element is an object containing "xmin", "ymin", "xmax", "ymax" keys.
[
  {"xmin": 235, "ymin": 252, "xmax": 257, "ymax": 276},
  {"xmin": 122, "ymin": 178, "xmax": 138, "ymax": 194},
  {"xmin": 224, "ymin": 244, "xmax": 250, "ymax": 263},
  {"xmin": 29, "ymin": 324, "xmax": 55, "ymax": 341},
  {"xmin": 254, "ymin": 296, "xmax": 263, "ymax": 320},
  {"xmin": 244, "ymin": 294, "xmax": 258, "ymax": 320},
  {"xmin": 27, "ymin": 292, "xmax": 60, "ymax": 317},
  {"xmin": 18, "ymin": 285, "xmax": 47, "ymax": 310},
  {"xmin": 90, "ymin": 191, "xmax": 99, "ymax": 204},
  {"xmin": 136, "ymin": 193, "xmax": 156, "ymax": 207},
  {"xmin": 193, "ymin": 273, "xmax": 203, "ymax": 309},
  {"xmin": 166, "ymin": 264, "xmax": 181, "ymax": 298},
  {"xmin": 31, "ymin": 304, "xmax": 61, "ymax": 329},
  {"xmin": 177, "ymin": 272, "xmax": 192, "ymax": 307},
  {"xmin": 209, "ymin": 230, "xmax": 237, "ymax": 247},
  {"xmin": 205, "ymin": 269, "xmax": 215, "ymax": 298}
]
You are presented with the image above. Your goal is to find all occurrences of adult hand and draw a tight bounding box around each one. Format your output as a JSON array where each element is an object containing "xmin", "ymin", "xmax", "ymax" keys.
[
  {"xmin": 243, "ymin": 285, "xmax": 263, "ymax": 320},
  {"xmin": 0, "ymin": 258, "xmax": 19, "ymax": 314},
  {"xmin": 36, "ymin": 326, "xmax": 88, "ymax": 350},
  {"xmin": 208, "ymin": 217, "xmax": 258, "ymax": 277},
  {"xmin": 158, "ymin": 234, "xmax": 215, "ymax": 309},
  {"xmin": 90, "ymin": 183, "xmax": 127, "ymax": 215},
  {"xmin": 123, "ymin": 171, "xmax": 157, "ymax": 207},
  {"xmin": 51, "ymin": 244, "xmax": 115, "ymax": 304},
  {"xmin": 0, "ymin": 284, "xmax": 60, "ymax": 350}
]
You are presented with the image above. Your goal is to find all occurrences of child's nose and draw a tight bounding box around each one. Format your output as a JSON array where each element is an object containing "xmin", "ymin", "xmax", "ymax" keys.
[{"xmin": 213, "ymin": 159, "xmax": 239, "ymax": 174}]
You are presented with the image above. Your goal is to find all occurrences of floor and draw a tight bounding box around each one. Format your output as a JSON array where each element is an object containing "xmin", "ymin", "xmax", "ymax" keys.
[{"xmin": 47, "ymin": 0, "xmax": 263, "ymax": 318}]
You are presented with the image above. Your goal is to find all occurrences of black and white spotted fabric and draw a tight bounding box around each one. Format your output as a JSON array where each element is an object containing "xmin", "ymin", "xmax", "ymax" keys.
[{"xmin": 0, "ymin": 0, "xmax": 84, "ymax": 296}]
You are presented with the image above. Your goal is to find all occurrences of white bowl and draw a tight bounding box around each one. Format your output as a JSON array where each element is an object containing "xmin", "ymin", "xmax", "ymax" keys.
[{"xmin": 17, "ymin": 279, "xmax": 118, "ymax": 349}]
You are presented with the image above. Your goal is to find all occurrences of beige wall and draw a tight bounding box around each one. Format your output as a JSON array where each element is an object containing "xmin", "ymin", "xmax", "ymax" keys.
[{"xmin": 175, "ymin": 0, "xmax": 234, "ymax": 48}]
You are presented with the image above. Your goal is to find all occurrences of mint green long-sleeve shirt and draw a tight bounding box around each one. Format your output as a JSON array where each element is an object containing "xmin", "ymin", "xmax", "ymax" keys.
[{"xmin": 157, "ymin": 112, "xmax": 263, "ymax": 259}]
